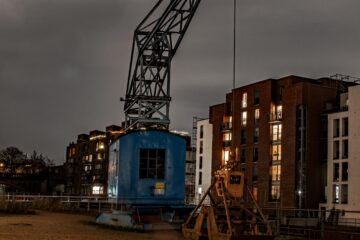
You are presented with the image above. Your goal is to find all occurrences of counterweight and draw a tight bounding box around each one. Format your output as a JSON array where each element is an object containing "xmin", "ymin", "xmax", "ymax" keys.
[{"xmin": 123, "ymin": 0, "xmax": 201, "ymax": 130}]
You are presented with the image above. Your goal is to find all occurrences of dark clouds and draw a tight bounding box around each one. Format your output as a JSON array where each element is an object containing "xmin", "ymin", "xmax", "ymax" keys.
[{"xmin": 1, "ymin": 0, "xmax": 360, "ymax": 163}]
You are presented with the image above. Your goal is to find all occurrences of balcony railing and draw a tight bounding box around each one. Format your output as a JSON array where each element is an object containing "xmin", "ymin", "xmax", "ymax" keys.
[
  {"xmin": 221, "ymin": 122, "xmax": 232, "ymax": 131},
  {"xmin": 269, "ymin": 112, "xmax": 282, "ymax": 122},
  {"xmin": 223, "ymin": 140, "xmax": 232, "ymax": 147}
]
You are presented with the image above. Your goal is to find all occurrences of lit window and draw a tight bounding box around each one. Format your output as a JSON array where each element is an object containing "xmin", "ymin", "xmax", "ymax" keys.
[
  {"xmin": 223, "ymin": 132, "xmax": 232, "ymax": 141},
  {"xmin": 96, "ymin": 142, "xmax": 105, "ymax": 151},
  {"xmin": 241, "ymin": 111, "xmax": 247, "ymax": 126},
  {"xmin": 271, "ymin": 165, "xmax": 281, "ymax": 181},
  {"xmin": 272, "ymin": 124, "xmax": 282, "ymax": 141},
  {"xmin": 253, "ymin": 187, "xmax": 258, "ymax": 202},
  {"xmin": 333, "ymin": 184, "xmax": 339, "ymax": 204},
  {"xmin": 242, "ymin": 93, "xmax": 247, "ymax": 108},
  {"xmin": 198, "ymin": 187, "xmax": 202, "ymax": 194},
  {"xmin": 272, "ymin": 144, "xmax": 281, "ymax": 161},
  {"xmin": 271, "ymin": 105, "xmax": 283, "ymax": 121},
  {"xmin": 271, "ymin": 184, "xmax": 280, "ymax": 200},
  {"xmin": 254, "ymin": 109, "xmax": 260, "ymax": 124},
  {"xmin": 92, "ymin": 185, "xmax": 104, "ymax": 195},
  {"xmin": 224, "ymin": 150, "xmax": 230, "ymax": 165},
  {"xmin": 276, "ymin": 105, "xmax": 282, "ymax": 119},
  {"xmin": 89, "ymin": 154, "xmax": 92, "ymax": 162},
  {"xmin": 97, "ymin": 153, "xmax": 103, "ymax": 160}
]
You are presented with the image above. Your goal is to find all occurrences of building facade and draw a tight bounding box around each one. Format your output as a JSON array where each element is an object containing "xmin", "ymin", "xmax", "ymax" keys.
[
  {"xmin": 209, "ymin": 75, "xmax": 353, "ymax": 209},
  {"xmin": 65, "ymin": 125, "xmax": 123, "ymax": 196},
  {"xmin": 195, "ymin": 119, "xmax": 213, "ymax": 204},
  {"xmin": 325, "ymin": 85, "xmax": 360, "ymax": 219}
]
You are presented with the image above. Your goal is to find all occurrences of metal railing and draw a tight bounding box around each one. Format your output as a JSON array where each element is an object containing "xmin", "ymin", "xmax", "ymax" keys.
[{"xmin": 0, "ymin": 194, "xmax": 114, "ymax": 213}]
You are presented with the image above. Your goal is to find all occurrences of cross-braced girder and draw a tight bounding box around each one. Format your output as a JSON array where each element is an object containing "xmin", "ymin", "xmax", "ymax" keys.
[{"xmin": 123, "ymin": 0, "xmax": 201, "ymax": 130}]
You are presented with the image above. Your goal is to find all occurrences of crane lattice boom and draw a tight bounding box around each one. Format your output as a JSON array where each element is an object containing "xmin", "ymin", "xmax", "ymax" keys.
[{"xmin": 123, "ymin": 0, "xmax": 201, "ymax": 130}]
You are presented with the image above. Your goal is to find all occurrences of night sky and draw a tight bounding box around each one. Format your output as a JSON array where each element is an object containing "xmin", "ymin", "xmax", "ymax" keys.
[{"xmin": 1, "ymin": 0, "xmax": 360, "ymax": 164}]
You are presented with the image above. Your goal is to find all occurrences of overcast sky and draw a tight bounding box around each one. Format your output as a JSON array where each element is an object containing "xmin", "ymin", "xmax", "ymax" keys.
[{"xmin": 1, "ymin": 0, "xmax": 360, "ymax": 164}]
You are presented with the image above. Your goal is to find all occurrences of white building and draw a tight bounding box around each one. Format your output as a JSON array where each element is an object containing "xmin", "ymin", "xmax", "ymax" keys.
[
  {"xmin": 325, "ymin": 85, "xmax": 360, "ymax": 221},
  {"xmin": 195, "ymin": 119, "xmax": 213, "ymax": 204}
]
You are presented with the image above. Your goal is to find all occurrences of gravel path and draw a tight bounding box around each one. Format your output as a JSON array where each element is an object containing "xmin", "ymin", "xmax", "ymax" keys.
[{"xmin": 0, "ymin": 211, "xmax": 184, "ymax": 240}]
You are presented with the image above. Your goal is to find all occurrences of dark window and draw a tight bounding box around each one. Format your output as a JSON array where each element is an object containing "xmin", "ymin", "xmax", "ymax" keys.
[
  {"xmin": 254, "ymin": 127, "xmax": 259, "ymax": 143},
  {"xmin": 199, "ymin": 141, "xmax": 203, "ymax": 154},
  {"xmin": 253, "ymin": 148, "xmax": 258, "ymax": 162},
  {"xmin": 342, "ymin": 140, "xmax": 348, "ymax": 159},
  {"xmin": 321, "ymin": 141, "xmax": 327, "ymax": 161},
  {"xmin": 198, "ymin": 172, "xmax": 202, "ymax": 185},
  {"xmin": 240, "ymin": 149, "xmax": 246, "ymax": 163},
  {"xmin": 241, "ymin": 130, "xmax": 246, "ymax": 144},
  {"xmin": 139, "ymin": 148, "xmax": 165, "ymax": 179},
  {"xmin": 333, "ymin": 119, "xmax": 340, "ymax": 137},
  {"xmin": 333, "ymin": 163, "xmax": 339, "ymax": 181},
  {"xmin": 342, "ymin": 118, "xmax": 348, "ymax": 137},
  {"xmin": 342, "ymin": 162, "xmax": 348, "ymax": 181},
  {"xmin": 230, "ymin": 175, "xmax": 241, "ymax": 184},
  {"xmin": 341, "ymin": 184, "xmax": 348, "ymax": 204},
  {"xmin": 254, "ymin": 91, "xmax": 260, "ymax": 105},
  {"xmin": 200, "ymin": 125, "xmax": 204, "ymax": 139},
  {"xmin": 333, "ymin": 141, "xmax": 339, "ymax": 159},
  {"xmin": 252, "ymin": 164, "xmax": 258, "ymax": 182},
  {"xmin": 279, "ymin": 86, "xmax": 284, "ymax": 101},
  {"xmin": 199, "ymin": 156, "xmax": 203, "ymax": 170}
]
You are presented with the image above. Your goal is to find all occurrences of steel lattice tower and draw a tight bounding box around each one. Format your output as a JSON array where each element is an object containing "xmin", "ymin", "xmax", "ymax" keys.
[{"xmin": 122, "ymin": 0, "xmax": 201, "ymax": 130}]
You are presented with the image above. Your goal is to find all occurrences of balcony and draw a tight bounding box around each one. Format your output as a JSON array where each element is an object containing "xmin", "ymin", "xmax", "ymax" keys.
[
  {"xmin": 223, "ymin": 140, "xmax": 232, "ymax": 148},
  {"xmin": 269, "ymin": 112, "xmax": 282, "ymax": 122},
  {"xmin": 221, "ymin": 122, "xmax": 232, "ymax": 131}
]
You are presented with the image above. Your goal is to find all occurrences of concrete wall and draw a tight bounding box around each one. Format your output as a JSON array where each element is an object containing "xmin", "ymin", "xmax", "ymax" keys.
[
  {"xmin": 195, "ymin": 119, "xmax": 213, "ymax": 204},
  {"xmin": 325, "ymin": 85, "xmax": 360, "ymax": 220}
]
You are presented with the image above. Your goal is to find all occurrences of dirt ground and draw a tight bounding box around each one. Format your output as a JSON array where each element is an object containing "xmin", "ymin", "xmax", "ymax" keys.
[{"xmin": 0, "ymin": 211, "xmax": 184, "ymax": 240}]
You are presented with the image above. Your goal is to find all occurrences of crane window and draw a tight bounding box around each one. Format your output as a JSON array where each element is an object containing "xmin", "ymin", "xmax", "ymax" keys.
[
  {"xmin": 139, "ymin": 148, "xmax": 165, "ymax": 179},
  {"xmin": 230, "ymin": 175, "xmax": 241, "ymax": 185}
]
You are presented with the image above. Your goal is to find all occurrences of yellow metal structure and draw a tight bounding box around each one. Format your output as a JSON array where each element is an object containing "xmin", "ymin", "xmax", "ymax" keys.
[{"xmin": 182, "ymin": 168, "xmax": 274, "ymax": 240}]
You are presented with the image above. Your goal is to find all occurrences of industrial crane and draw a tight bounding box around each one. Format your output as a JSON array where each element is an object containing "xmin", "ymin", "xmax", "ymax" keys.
[
  {"xmin": 121, "ymin": 1, "xmax": 274, "ymax": 238},
  {"xmin": 122, "ymin": 0, "xmax": 201, "ymax": 131}
]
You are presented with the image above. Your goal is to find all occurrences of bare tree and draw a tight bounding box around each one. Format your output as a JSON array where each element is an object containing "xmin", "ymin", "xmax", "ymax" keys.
[{"xmin": 0, "ymin": 147, "xmax": 25, "ymax": 172}]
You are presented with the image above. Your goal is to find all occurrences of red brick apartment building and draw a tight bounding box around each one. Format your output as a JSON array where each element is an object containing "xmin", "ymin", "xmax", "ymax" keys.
[
  {"xmin": 65, "ymin": 125, "xmax": 123, "ymax": 196},
  {"xmin": 210, "ymin": 75, "xmax": 354, "ymax": 209}
]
